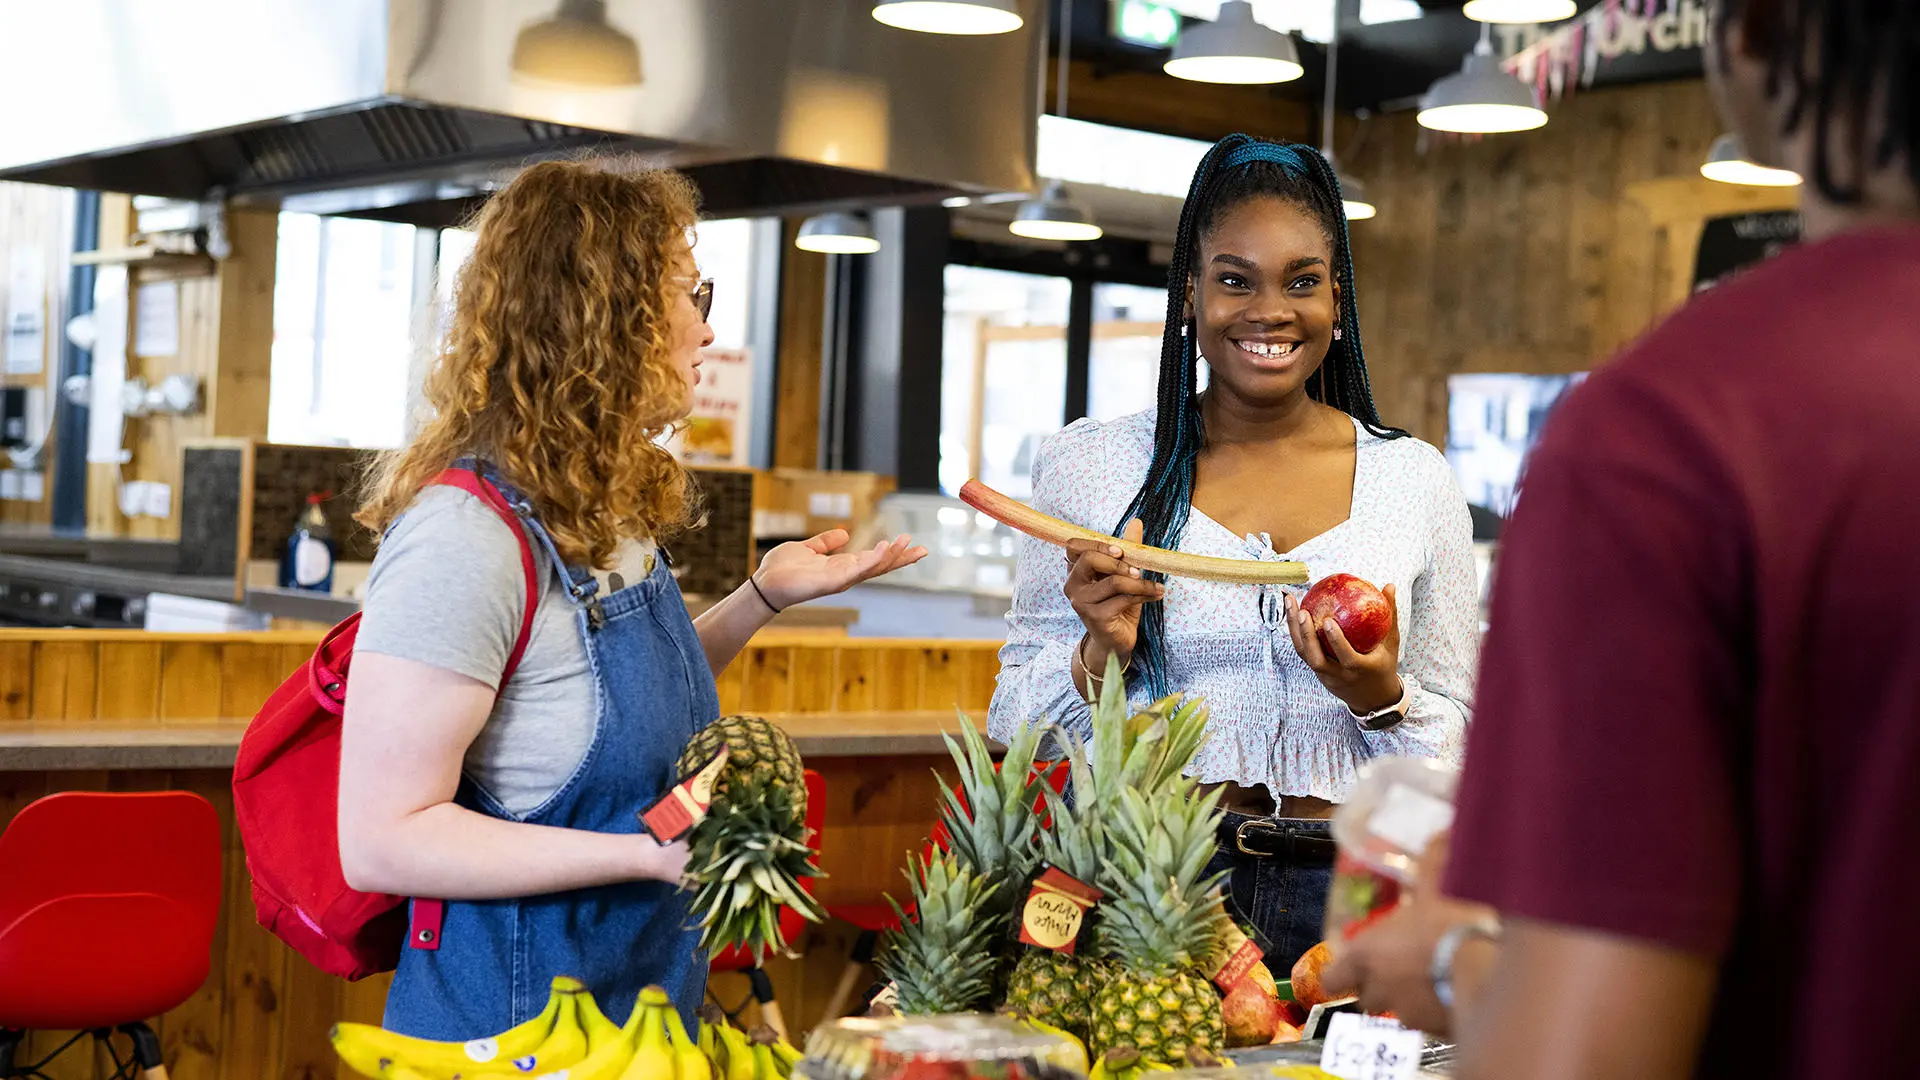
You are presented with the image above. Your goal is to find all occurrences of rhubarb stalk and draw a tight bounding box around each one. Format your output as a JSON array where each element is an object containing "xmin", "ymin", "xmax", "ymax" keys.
[{"xmin": 959, "ymin": 479, "xmax": 1308, "ymax": 586}]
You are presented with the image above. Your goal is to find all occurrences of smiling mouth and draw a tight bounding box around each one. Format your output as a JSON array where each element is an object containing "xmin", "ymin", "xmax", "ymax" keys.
[{"xmin": 1232, "ymin": 339, "xmax": 1303, "ymax": 363}]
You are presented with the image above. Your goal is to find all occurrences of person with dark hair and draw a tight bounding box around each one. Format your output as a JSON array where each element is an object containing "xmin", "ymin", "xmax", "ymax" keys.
[
  {"xmin": 989, "ymin": 136, "xmax": 1478, "ymax": 965},
  {"xmin": 1324, "ymin": 0, "xmax": 1920, "ymax": 1075}
]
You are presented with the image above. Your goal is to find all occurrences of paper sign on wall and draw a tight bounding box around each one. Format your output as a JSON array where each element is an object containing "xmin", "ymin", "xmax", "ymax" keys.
[
  {"xmin": 6, "ymin": 248, "xmax": 46, "ymax": 375},
  {"xmin": 667, "ymin": 347, "xmax": 754, "ymax": 466},
  {"xmin": 134, "ymin": 280, "xmax": 181, "ymax": 357}
]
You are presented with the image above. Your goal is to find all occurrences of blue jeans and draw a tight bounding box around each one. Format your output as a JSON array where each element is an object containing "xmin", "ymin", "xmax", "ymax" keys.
[{"xmin": 1207, "ymin": 813, "xmax": 1335, "ymax": 973}]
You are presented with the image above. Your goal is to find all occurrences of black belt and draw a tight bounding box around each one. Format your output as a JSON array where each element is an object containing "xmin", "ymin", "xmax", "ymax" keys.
[{"xmin": 1219, "ymin": 818, "xmax": 1338, "ymax": 864}]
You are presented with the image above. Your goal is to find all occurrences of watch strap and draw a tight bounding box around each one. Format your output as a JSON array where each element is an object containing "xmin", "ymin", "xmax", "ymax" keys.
[{"xmin": 1430, "ymin": 915, "xmax": 1502, "ymax": 1010}]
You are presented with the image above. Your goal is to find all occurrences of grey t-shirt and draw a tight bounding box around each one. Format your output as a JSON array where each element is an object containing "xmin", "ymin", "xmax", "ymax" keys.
[{"xmin": 356, "ymin": 486, "xmax": 656, "ymax": 817}]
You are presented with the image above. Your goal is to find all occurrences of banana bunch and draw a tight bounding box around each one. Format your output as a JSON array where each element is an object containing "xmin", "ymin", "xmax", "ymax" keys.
[
  {"xmin": 998, "ymin": 1008, "xmax": 1089, "ymax": 1076},
  {"xmin": 332, "ymin": 976, "xmax": 594, "ymax": 1079},
  {"xmin": 700, "ymin": 1008, "xmax": 802, "ymax": 1080},
  {"xmin": 333, "ymin": 979, "xmax": 803, "ymax": 1080},
  {"xmin": 1087, "ymin": 1047, "xmax": 1173, "ymax": 1080}
]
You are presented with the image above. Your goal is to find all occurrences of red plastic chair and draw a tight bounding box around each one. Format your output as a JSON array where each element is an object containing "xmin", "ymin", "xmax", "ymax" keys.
[
  {"xmin": 816, "ymin": 759, "xmax": 1069, "ymax": 1024},
  {"xmin": 708, "ymin": 769, "xmax": 824, "ymax": 1044},
  {"xmin": 0, "ymin": 791, "xmax": 221, "ymax": 1080}
]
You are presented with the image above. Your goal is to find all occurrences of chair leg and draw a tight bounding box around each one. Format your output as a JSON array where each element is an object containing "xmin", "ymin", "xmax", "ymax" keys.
[
  {"xmin": 0, "ymin": 1029, "xmax": 20, "ymax": 1079},
  {"xmin": 746, "ymin": 967, "xmax": 788, "ymax": 1045},
  {"xmin": 91, "ymin": 1030, "xmax": 113, "ymax": 1080},
  {"xmin": 120, "ymin": 1023, "xmax": 166, "ymax": 1080},
  {"xmin": 816, "ymin": 928, "xmax": 878, "ymax": 1027}
]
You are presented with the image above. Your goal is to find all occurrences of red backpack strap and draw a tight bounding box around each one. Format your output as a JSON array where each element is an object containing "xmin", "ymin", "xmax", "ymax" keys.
[
  {"xmin": 406, "ymin": 467, "xmax": 544, "ymax": 952},
  {"xmin": 429, "ymin": 467, "xmax": 541, "ymax": 680}
]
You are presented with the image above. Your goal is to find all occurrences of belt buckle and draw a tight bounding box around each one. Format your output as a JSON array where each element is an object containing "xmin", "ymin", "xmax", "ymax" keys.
[{"xmin": 1235, "ymin": 819, "xmax": 1285, "ymax": 857}]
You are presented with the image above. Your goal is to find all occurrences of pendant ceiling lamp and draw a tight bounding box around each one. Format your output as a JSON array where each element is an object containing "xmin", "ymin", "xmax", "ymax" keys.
[
  {"xmin": 1461, "ymin": 0, "xmax": 1577, "ymax": 23},
  {"xmin": 511, "ymin": 0, "xmax": 642, "ymax": 87},
  {"xmin": 1319, "ymin": 13, "xmax": 1376, "ymax": 221},
  {"xmin": 1164, "ymin": 0, "xmax": 1304, "ymax": 85},
  {"xmin": 871, "ymin": 0, "xmax": 1023, "ymax": 35},
  {"xmin": 1011, "ymin": 0, "xmax": 1101, "ymax": 241},
  {"xmin": 1418, "ymin": 23, "xmax": 1547, "ymax": 134},
  {"xmin": 1700, "ymin": 133, "xmax": 1803, "ymax": 187},
  {"xmin": 795, "ymin": 211, "xmax": 881, "ymax": 254}
]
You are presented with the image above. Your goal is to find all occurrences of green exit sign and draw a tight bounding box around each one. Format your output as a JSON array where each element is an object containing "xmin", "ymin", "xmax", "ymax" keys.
[{"xmin": 1112, "ymin": 0, "xmax": 1181, "ymax": 48}]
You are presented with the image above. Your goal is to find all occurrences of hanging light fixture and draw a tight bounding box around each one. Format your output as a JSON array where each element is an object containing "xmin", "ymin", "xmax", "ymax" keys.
[
  {"xmin": 511, "ymin": 0, "xmax": 642, "ymax": 88},
  {"xmin": 1010, "ymin": 181, "xmax": 1104, "ymax": 241},
  {"xmin": 1418, "ymin": 23, "xmax": 1547, "ymax": 134},
  {"xmin": 1461, "ymin": 0, "xmax": 1577, "ymax": 22},
  {"xmin": 1700, "ymin": 133, "xmax": 1803, "ymax": 187},
  {"xmin": 1164, "ymin": 0, "xmax": 1304, "ymax": 84},
  {"xmin": 795, "ymin": 211, "xmax": 881, "ymax": 254},
  {"xmin": 1319, "ymin": 11, "xmax": 1376, "ymax": 221},
  {"xmin": 1011, "ymin": 0, "xmax": 1101, "ymax": 241},
  {"xmin": 871, "ymin": 0, "xmax": 1023, "ymax": 35}
]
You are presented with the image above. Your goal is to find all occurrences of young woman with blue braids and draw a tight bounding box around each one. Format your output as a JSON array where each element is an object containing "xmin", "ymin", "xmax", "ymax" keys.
[{"xmin": 989, "ymin": 135, "xmax": 1478, "ymax": 966}]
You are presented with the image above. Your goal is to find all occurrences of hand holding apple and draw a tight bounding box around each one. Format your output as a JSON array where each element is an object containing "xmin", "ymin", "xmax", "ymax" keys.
[{"xmin": 1285, "ymin": 575, "xmax": 1404, "ymax": 715}]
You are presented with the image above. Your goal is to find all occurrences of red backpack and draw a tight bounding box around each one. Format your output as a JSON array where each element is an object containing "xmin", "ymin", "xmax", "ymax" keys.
[{"xmin": 232, "ymin": 468, "xmax": 540, "ymax": 979}]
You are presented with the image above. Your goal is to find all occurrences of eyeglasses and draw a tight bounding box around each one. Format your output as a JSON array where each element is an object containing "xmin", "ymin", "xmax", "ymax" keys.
[{"xmin": 691, "ymin": 278, "xmax": 713, "ymax": 321}]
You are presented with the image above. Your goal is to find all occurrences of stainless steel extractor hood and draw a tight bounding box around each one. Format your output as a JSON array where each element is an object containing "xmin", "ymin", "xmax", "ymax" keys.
[{"xmin": 0, "ymin": 0, "xmax": 1038, "ymax": 223}]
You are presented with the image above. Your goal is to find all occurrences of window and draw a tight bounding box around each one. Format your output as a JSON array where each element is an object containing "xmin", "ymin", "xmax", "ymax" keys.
[
  {"xmin": 273, "ymin": 213, "xmax": 766, "ymax": 455},
  {"xmin": 1089, "ymin": 282, "xmax": 1168, "ymax": 423},
  {"xmin": 938, "ymin": 266, "xmax": 1070, "ymax": 497},
  {"xmin": 1445, "ymin": 372, "xmax": 1585, "ymax": 516},
  {"xmin": 269, "ymin": 214, "xmax": 419, "ymax": 448}
]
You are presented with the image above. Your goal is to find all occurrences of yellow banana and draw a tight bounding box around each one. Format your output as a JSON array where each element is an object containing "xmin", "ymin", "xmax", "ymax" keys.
[
  {"xmin": 1016, "ymin": 1016, "xmax": 1087, "ymax": 1076},
  {"xmin": 662, "ymin": 1000, "xmax": 714, "ymax": 1080},
  {"xmin": 750, "ymin": 1041, "xmax": 777, "ymax": 1080},
  {"xmin": 330, "ymin": 976, "xmax": 579, "ymax": 1079},
  {"xmin": 618, "ymin": 991, "xmax": 678, "ymax": 1080},
  {"xmin": 531, "ymin": 990, "xmax": 652, "ymax": 1080},
  {"xmin": 768, "ymin": 1039, "xmax": 803, "ymax": 1077},
  {"xmin": 718, "ymin": 1025, "xmax": 756, "ymax": 1080},
  {"xmin": 578, "ymin": 987, "xmax": 625, "ymax": 1054}
]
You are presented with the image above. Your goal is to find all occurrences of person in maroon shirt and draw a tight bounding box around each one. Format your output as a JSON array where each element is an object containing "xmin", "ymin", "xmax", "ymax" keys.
[{"xmin": 1324, "ymin": 0, "xmax": 1920, "ymax": 1076}]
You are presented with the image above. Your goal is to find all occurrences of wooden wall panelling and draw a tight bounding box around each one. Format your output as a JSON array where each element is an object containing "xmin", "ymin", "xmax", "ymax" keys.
[
  {"xmin": 1344, "ymin": 80, "xmax": 1727, "ymax": 446},
  {"xmin": 775, "ymin": 221, "xmax": 827, "ymax": 470},
  {"xmin": 0, "ymin": 181, "xmax": 70, "ymax": 527},
  {"xmin": 1050, "ymin": 59, "xmax": 1312, "ymax": 144}
]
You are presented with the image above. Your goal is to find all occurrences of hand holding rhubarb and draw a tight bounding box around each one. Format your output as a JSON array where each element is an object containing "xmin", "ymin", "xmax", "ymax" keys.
[
  {"xmin": 961, "ymin": 479, "xmax": 1307, "ymax": 585},
  {"xmin": 1065, "ymin": 519, "xmax": 1162, "ymax": 672}
]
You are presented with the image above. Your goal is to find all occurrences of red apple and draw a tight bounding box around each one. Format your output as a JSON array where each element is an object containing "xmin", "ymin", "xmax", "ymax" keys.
[
  {"xmin": 1276, "ymin": 1000, "xmax": 1308, "ymax": 1028},
  {"xmin": 1222, "ymin": 979, "xmax": 1284, "ymax": 1047},
  {"xmin": 1302, "ymin": 573, "xmax": 1392, "ymax": 655}
]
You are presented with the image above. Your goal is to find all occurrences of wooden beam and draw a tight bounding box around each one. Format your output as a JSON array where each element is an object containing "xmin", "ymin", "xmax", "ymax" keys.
[{"xmin": 774, "ymin": 219, "xmax": 826, "ymax": 470}]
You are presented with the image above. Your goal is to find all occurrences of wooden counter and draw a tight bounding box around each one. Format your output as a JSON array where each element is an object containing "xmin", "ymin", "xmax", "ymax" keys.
[
  {"xmin": 0, "ymin": 628, "xmax": 1008, "ymax": 1080},
  {"xmin": 0, "ymin": 711, "xmax": 991, "ymax": 771}
]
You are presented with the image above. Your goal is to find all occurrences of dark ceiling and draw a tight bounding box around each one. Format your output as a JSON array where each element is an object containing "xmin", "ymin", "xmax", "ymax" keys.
[{"xmin": 1056, "ymin": 0, "xmax": 1701, "ymax": 115}]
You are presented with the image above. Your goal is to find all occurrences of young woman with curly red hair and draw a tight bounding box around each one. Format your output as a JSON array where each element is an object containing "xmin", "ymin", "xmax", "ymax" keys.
[{"xmin": 337, "ymin": 159, "xmax": 923, "ymax": 1038}]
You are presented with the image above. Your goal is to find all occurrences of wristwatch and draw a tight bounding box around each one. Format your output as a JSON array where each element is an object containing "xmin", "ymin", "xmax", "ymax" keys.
[
  {"xmin": 1430, "ymin": 915, "xmax": 1503, "ymax": 1010},
  {"xmin": 1348, "ymin": 680, "xmax": 1410, "ymax": 731}
]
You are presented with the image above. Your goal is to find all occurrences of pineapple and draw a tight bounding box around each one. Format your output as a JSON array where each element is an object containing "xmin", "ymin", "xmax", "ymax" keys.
[
  {"xmin": 938, "ymin": 711, "xmax": 1047, "ymax": 922},
  {"xmin": 678, "ymin": 713, "xmax": 807, "ymax": 815},
  {"xmin": 1006, "ymin": 657, "xmax": 1216, "ymax": 1040},
  {"xmin": 878, "ymin": 851, "xmax": 998, "ymax": 1014},
  {"xmin": 1089, "ymin": 784, "xmax": 1231, "ymax": 1065},
  {"xmin": 677, "ymin": 715, "xmax": 824, "ymax": 962}
]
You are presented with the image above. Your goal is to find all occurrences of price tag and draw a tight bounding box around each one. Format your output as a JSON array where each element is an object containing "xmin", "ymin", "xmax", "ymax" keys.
[
  {"xmin": 1319, "ymin": 1013, "xmax": 1423, "ymax": 1080},
  {"xmin": 639, "ymin": 744, "xmax": 729, "ymax": 841},
  {"xmin": 1208, "ymin": 920, "xmax": 1265, "ymax": 992},
  {"xmin": 1367, "ymin": 783, "xmax": 1455, "ymax": 857},
  {"xmin": 1017, "ymin": 867, "xmax": 1103, "ymax": 954}
]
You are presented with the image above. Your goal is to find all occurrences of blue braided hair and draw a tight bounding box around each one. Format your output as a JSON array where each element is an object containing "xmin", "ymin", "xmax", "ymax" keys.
[{"xmin": 1117, "ymin": 134, "xmax": 1406, "ymax": 698}]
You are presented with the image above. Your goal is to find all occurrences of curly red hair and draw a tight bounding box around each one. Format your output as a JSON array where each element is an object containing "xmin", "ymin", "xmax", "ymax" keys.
[{"xmin": 359, "ymin": 158, "xmax": 703, "ymax": 568}]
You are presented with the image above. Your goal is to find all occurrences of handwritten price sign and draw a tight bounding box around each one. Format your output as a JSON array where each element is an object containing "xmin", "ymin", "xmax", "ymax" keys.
[{"xmin": 1319, "ymin": 1013, "xmax": 1423, "ymax": 1080}]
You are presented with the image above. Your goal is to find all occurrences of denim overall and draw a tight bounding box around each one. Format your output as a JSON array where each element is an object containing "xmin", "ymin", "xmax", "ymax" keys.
[{"xmin": 382, "ymin": 468, "xmax": 718, "ymax": 1040}]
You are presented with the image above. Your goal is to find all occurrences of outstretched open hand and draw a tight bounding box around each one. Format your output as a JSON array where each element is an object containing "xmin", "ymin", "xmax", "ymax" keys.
[{"xmin": 753, "ymin": 530, "xmax": 928, "ymax": 611}]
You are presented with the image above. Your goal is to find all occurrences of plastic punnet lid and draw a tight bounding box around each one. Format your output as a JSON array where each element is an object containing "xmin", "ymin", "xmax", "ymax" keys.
[{"xmin": 799, "ymin": 1014, "xmax": 1085, "ymax": 1080}]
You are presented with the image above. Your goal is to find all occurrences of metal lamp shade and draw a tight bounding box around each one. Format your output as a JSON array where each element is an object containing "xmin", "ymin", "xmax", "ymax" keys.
[
  {"xmin": 1417, "ymin": 50, "xmax": 1547, "ymax": 133},
  {"xmin": 511, "ymin": 0, "xmax": 642, "ymax": 87},
  {"xmin": 1163, "ymin": 0, "xmax": 1303, "ymax": 85},
  {"xmin": 1339, "ymin": 172, "xmax": 1377, "ymax": 221},
  {"xmin": 1009, "ymin": 182, "xmax": 1103, "ymax": 242},
  {"xmin": 796, "ymin": 212, "xmax": 882, "ymax": 254},
  {"xmin": 1700, "ymin": 133, "xmax": 1803, "ymax": 187},
  {"xmin": 871, "ymin": 0, "xmax": 1023, "ymax": 35},
  {"xmin": 1461, "ymin": 0, "xmax": 1577, "ymax": 23}
]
